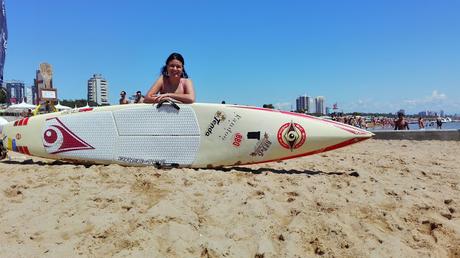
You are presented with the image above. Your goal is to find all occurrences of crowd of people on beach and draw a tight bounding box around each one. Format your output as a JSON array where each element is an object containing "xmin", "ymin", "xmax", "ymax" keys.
[
  {"xmin": 331, "ymin": 113, "xmax": 447, "ymax": 130},
  {"xmin": 331, "ymin": 114, "xmax": 368, "ymax": 129}
]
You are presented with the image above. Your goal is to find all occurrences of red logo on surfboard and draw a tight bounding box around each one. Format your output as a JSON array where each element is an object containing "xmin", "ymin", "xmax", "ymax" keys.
[
  {"xmin": 277, "ymin": 122, "xmax": 306, "ymax": 151},
  {"xmin": 42, "ymin": 117, "xmax": 94, "ymax": 154}
]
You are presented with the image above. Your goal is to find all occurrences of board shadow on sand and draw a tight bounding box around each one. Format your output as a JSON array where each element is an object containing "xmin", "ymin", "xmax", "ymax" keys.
[
  {"xmin": 201, "ymin": 166, "xmax": 360, "ymax": 177},
  {"xmin": 1, "ymin": 159, "xmax": 361, "ymax": 177},
  {"xmin": 1, "ymin": 159, "xmax": 94, "ymax": 167}
]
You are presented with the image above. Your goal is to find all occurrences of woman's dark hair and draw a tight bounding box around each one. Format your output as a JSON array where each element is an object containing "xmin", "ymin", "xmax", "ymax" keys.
[{"xmin": 161, "ymin": 52, "xmax": 189, "ymax": 78}]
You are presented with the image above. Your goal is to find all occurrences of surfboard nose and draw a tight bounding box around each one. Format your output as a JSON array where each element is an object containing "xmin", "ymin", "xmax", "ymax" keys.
[{"xmin": 281, "ymin": 116, "xmax": 374, "ymax": 157}]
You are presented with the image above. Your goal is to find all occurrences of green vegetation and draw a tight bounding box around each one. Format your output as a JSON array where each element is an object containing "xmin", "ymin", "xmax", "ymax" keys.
[{"xmin": 262, "ymin": 104, "xmax": 274, "ymax": 109}]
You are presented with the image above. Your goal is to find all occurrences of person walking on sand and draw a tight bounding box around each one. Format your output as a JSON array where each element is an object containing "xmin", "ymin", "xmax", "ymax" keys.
[{"xmin": 144, "ymin": 53, "xmax": 195, "ymax": 104}]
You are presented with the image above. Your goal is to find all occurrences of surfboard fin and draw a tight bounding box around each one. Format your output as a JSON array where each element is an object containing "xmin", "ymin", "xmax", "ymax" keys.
[{"xmin": 154, "ymin": 161, "xmax": 180, "ymax": 169}]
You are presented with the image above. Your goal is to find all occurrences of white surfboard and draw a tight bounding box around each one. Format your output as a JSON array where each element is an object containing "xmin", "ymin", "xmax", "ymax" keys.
[{"xmin": 0, "ymin": 103, "xmax": 373, "ymax": 168}]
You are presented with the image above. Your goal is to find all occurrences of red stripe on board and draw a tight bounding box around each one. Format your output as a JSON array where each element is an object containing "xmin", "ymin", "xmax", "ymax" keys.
[
  {"xmin": 78, "ymin": 108, "xmax": 93, "ymax": 112},
  {"xmin": 18, "ymin": 119, "xmax": 24, "ymax": 126},
  {"xmin": 242, "ymin": 137, "xmax": 370, "ymax": 166},
  {"xmin": 22, "ymin": 146, "xmax": 31, "ymax": 155},
  {"xmin": 23, "ymin": 117, "xmax": 30, "ymax": 125},
  {"xmin": 17, "ymin": 146, "xmax": 24, "ymax": 154},
  {"xmin": 14, "ymin": 120, "xmax": 18, "ymax": 126}
]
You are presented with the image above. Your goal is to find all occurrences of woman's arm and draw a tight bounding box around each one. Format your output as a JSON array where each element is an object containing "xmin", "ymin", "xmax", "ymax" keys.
[{"xmin": 143, "ymin": 76, "xmax": 163, "ymax": 103}]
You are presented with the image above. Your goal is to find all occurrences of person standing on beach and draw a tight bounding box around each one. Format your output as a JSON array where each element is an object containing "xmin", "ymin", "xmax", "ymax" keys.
[
  {"xmin": 144, "ymin": 53, "xmax": 195, "ymax": 104},
  {"xmin": 394, "ymin": 112, "xmax": 409, "ymax": 130},
  {"xmin": 134, "ymin": 91, "xmax": 144, "ymax": 103},
  {"xmin": 436, "ymin": 117, "xmax": 443, "ymax": 129},
  {"xmin": 119, "ymin": 91, "xmax": 129, "ymax": 104},
  {"xmin": 418, "ymin": 117, "xmax": 425, "ymax": 129}
]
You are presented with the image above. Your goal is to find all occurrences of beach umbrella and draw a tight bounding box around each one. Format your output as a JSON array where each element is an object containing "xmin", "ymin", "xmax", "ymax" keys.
[
  {"xmin": 5, "ymin": 100, "xmax": 36, "ymax": 113},
  {"xmin": 54, "ymin": 101, "xmax": 72, "ymax": 111}
]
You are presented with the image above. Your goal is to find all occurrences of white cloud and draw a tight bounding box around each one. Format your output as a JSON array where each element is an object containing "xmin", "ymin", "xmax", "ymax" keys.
[
  {"xmin": 404, "ymin": 90, "xmax": 447, "ymax": 106},
  {"xmin": 339, "ymin": 90, "xmax": 459, "ymax": 114},
  {"xmin": 431, "ymin": 90, "xmax": 447, "ymax": 100}
]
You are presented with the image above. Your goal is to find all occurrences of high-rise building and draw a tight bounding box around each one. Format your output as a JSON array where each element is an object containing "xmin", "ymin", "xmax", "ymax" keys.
[
  {"xmin": 87, "ymin": 74, "xmax": 109, "ymax": 105},
  {"xmin": 296, "ymin": 95, "xmax": 311, "ymax": 113},
  {"xmin": 315, "ymin": 96, "xmax": 325, "ymax": 115},
  {"xmin": 5, "ymin": 80, "xmax": 25, "ymax": 104},
  {"xmin": 25, "ymin": 86, "xmax": 33, "ymax": 104}
]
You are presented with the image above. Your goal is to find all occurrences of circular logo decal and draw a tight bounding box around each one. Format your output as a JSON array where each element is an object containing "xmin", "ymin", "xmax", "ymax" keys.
[
  {"xmin": 15, "ymin": 133, "xmax": 21, "ymax": 140},
  {"xmin": 277, "ymin": 122, "xmax": 306, "ymax": 150}
]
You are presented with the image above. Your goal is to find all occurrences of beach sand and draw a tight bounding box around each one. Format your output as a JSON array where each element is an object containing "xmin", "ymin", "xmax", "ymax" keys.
[{"xmin": 0, "ymin": 139, "xmax": 459, "ymax": 257}]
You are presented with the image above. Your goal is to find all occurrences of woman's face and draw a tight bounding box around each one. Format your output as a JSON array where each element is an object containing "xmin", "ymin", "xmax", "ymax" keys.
[{"xmin": 167, "ymin": 59, "xmax": 184, "ymax": 78}]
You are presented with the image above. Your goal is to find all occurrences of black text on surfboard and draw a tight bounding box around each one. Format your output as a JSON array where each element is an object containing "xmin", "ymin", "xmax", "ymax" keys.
[{"xmin": 205, "ymin": 111, "xmax": 226, "ymax": 136}]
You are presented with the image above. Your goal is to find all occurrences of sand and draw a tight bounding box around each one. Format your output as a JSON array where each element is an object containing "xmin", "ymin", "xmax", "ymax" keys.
[{"xmin": 0, "ymin": 139, "xmax": 459, "ymax": 257}]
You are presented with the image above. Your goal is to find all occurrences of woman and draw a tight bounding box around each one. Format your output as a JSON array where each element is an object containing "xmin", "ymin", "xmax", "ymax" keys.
[{"xmin": 144, "ymin": 53, "xmax": 195, "ymax": 104}]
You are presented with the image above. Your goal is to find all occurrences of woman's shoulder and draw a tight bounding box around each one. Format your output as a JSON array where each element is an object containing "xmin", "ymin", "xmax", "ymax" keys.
[{"xmin": 181, "ymin": 78, "xmax": 193, "ymax": 84}]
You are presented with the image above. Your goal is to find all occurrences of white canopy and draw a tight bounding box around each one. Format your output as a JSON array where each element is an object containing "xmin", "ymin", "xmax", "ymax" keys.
[
  {"xmin": 55, "ymin": 102, "xmax": 72, "ymax": 110},
  {"xmin": 6, "ymin": 101, "xmax": 36, "ymax": 113}
]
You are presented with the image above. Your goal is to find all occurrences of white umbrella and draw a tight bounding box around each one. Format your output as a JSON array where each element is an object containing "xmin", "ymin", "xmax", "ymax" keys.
[
  {"xmin": 6, "ymin": 100, "xmax": 36, "ymax": 113},
  {"xmin": 55, "ymin": 101, "xmax": 72, "ymax": 111}
]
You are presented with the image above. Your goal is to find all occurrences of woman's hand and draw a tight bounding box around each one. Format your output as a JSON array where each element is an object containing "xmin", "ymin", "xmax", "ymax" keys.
[{"xmin": 156, "ymin": 93, "xmax": 173, "ymax": 102}]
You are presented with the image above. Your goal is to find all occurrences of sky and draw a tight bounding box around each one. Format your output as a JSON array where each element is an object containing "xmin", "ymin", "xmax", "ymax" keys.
[{"xmin": 4, "ymin": 0, "xmax": 460, "ymax": 114}]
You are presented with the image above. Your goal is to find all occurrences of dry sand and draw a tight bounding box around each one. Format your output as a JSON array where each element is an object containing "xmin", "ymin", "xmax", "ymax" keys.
[{"xmin": 0, "ymin": 139, "xmax": 459, "ymax": 257}]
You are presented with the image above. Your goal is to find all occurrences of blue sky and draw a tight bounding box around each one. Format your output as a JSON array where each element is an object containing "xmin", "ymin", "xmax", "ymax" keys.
[{"xmin": 4, "ymin": 0, "xmax": 460, "ymax": 114}]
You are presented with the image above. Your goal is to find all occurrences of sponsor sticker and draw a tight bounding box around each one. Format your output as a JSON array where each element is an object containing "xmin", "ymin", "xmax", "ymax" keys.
[
  {"xmin": 277, "ymin": 121, "xmax": 306, "ymax": 151},
  {"xmin": 232, "ymin": 133, "xmax": 243, "ymax": 147},
  {"xmin": 15, "ymin": 133, "xmax": 21, "ymax": 140},
  {"xmin": 219, "ymin": 113, "xmax": 242, "ymax": 141},
  {"xmin": 250, "ymin": 133, "xmax": 272, "ymax": 157},
  {"xmin": 205, "ymin": 111, "xmax": 226, "ymax": 136}
]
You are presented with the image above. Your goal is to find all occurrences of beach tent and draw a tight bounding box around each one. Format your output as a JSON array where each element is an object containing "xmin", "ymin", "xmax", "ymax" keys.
[
  {"xmin": 5, "ymin": 101, "xmax": 37, "ymax": 113},
  {"xmin": 54, "ymin": 102, "xmax": 72, "ymax": 111}
]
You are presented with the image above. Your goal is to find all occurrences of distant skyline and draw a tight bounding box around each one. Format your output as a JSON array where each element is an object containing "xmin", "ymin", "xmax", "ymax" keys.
[{"xmin": 4, "ymin": 0, "xmax": 460, "ymax": 114}]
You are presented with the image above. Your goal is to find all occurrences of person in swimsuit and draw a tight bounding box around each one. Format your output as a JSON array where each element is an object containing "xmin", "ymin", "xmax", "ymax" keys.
[
  {"xmin": 134, "ymin": 90, "xmax": 144, "ymax": 103},
  {"xmin": 436, "ymin": 117, "xmax": 443, "ymax": 129},
  {"xmin": 418, "ymin": 117, "xmax": 425, "ymax": 129},
  {"xmin": 119, "ymin": 91, "xmax": 129, "ymax": 104},
  {"xmin": 394, "ymin": 112, "xmax": 409, "ymax": 130},
  {"xmin": 144, "ymin": 53, "xmax": 195, "ymax": 104}
]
